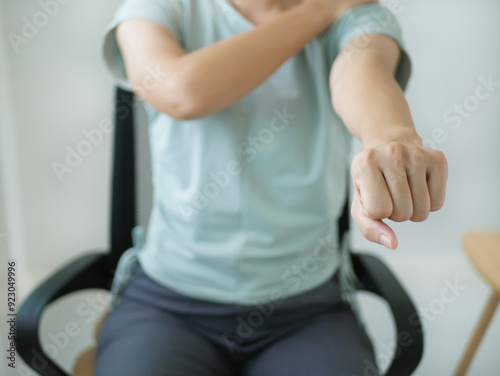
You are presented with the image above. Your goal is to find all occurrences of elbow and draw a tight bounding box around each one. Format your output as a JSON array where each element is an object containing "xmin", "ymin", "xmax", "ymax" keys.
[
  {"xmin": 156, "ymin": 82, "xmax": 205, "ymax": 121},
  {"xmin": 329, "ymin": 77, "xmax": 344, "ymax": 116},
  {"xmin": 133, "ymin": 66, "xmax": 207, "ymax": 121},
  {"xmin": 329, "ymin": 58, "xmax": 347, "ymax": 115},
  {"xmin": 165, "ymin": 72, "xmax": 204, "ymax": 120},
  {"xmin": 164, "ymin": 94, "xmax": 203, "ymax": 121}
]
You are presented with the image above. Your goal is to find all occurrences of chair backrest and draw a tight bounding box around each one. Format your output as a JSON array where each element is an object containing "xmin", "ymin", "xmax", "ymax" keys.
[
  {"xmin": 109, "ymin": 87, "xmax": 152, "ymax": 269},
  {"xmin": 108, "ymin": 87, "xmax": 350, "ymax": 269}
]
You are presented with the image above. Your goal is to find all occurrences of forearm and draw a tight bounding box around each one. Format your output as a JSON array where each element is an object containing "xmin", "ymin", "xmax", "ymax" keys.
[
  {"xmin": 158, "ymin": 4, "xmax": 331, "ymax": 119},
  {"xmin": 331, "ymin": 46, "xmax": 422, "ymax": 149},
  {"xmin": 333, "ymin": 37, "xmax": 448, "ymax": 250}
]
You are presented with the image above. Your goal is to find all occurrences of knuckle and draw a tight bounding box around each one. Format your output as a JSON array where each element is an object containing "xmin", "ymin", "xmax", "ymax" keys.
[
  {"xmin": 386, "ymin": 141, "xmax": 405, "ymax": 159},
  {"xmin": 389, "ymin": 208, "xmax": 412, "ymax": 222},
  {"xmin": 364, "ymin": 148, "xmax": 377, "ymax": 160},
  {"xmin": 430, "ymin": 198, "xmax": 445, "ymax": 211},
  {"xmin": 435, "ymin": 149, "xmax": 446, "ymax": 160},
  {"xmin": 365, "ymin": 204, "xmax": 391, "ymax": 219},
  {"xmin": 390, "ymin": 215, "xmax": 406, "ymax": 223},
  {"xmin": 433, "ymin": 150, "xmax": 448, "ymax": 168},
  {"xmin": 350, "ymin": 162, "xmax": 361, "ymax": 179},
  {"xmin": 409, "ymin": 148, "xmax": 426, "ymax": 168},
  {"xmin": 352, "ymin": 151, "xmax": 378, "ymax": 179},
  {"xmin": 411, "ymin": 210, "xmax": 430, "ymax": 222},
  {"xmin": 357, "ymin": 149, "xmax": 377, "ymax": 167},
  {"xmin": 430, "ymin": 189, "xmax": 446, "ymax": 211}
]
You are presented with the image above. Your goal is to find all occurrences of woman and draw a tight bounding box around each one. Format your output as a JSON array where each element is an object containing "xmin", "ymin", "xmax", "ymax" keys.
[{"xmin": 95, "ymin": 0, "xmax": 447, "ymax": 375}]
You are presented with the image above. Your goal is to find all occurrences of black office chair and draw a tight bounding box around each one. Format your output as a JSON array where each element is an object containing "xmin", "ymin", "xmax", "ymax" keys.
[{"xmin": 16, "ymin": 87, "xmax": 424, "ymax": 376}]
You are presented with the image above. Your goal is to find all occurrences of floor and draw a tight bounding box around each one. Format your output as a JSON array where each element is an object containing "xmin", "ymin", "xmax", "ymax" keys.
[{"xmin": 5, "ymin": 252, "xmax": 500, "ymax": 376}]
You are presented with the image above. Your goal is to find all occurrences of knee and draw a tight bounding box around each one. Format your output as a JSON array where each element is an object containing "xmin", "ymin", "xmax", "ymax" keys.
[{"xmin": 71, "ymin": 311, "xmax": 108, "ymax": 376}]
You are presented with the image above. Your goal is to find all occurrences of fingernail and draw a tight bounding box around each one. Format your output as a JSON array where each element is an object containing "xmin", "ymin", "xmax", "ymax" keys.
[{"xmin": 380, "ymin": 234, "xmax": 393, "ymax": 250}]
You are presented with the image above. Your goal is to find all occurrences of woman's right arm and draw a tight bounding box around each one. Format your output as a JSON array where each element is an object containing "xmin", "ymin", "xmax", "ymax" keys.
[{"xmin": 116, "ymin": 1, "xmax": 373, "ymax": 120}]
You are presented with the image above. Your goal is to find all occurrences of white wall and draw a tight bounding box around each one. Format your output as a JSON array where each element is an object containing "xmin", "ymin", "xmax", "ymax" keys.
[
  {"xmin": 1, "ymin": 0, "xmax": 499, "ymax": 375},
  {"xmin": 0, "ymin": 0, "xmax": 124, "ymax": 287}
]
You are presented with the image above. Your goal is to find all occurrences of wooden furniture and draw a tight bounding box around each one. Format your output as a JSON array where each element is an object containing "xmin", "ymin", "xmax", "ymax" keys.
[{"xmin": 454, "ymin": 231, "xmax": 500, "ymax": 376}]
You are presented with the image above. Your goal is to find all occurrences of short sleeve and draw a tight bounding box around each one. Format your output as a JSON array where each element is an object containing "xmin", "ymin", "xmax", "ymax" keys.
[
  {"xmin": 99, "ymin": 0, "xmax": 183, "ymax": 91},
  {"xmin": 325, "ymin": 4, "xmax": 412, "ymax": 91}
]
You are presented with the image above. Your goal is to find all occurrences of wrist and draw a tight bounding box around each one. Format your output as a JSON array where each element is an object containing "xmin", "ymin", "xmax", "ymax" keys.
[
  {"xmin": 361, "ymin": 127, "xmax": 423, "ymax": 150},
  {"xmin": 297, "ymin": 3, "xmax": 335, "ymax": 32}
]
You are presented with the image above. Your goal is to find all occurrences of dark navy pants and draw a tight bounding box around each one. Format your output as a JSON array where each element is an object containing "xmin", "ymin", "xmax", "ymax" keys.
[{"xmin": 95, "ymin": 263, "xmax": 379, "ymax": 376}]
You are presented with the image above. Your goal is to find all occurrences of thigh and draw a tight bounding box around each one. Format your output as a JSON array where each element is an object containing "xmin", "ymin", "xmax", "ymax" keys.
[
  {"xmin": 95, "ymin": 299, "xmax": 235, "ymax": 376},
  {"xmin": 241, "ymin": 306, "xmax": 379, "ymax": 376}
]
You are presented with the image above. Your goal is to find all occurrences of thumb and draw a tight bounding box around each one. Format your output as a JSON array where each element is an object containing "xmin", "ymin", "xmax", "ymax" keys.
[{"xmin": 352, "ymin": 188, "xmax": 399, "ymax": 250}]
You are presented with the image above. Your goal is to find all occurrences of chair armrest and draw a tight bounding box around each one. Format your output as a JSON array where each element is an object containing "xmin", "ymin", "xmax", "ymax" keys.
[
  {"xmin": 16, "ymin": 252, "xmax": 113, "ymax": 376},
  {"xmin": 352, "ymin": 252, "xmax": 424, "ymax": 376}
]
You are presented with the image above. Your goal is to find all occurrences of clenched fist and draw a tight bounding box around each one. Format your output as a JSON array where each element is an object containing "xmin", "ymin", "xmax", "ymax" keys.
[{"xmin": 350, "ymin": 141, "xmax": 448, "ymax": 249}]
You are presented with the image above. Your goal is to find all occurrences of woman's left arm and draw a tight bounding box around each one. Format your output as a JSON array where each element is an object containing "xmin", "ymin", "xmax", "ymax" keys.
[{"xmin": 330, "ymin": 34, "xmax": 448, "ymax": 250}]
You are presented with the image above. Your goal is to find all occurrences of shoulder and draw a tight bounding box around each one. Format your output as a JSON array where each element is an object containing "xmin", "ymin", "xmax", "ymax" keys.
[{"xmin": 319, "ymin": 4, "xmax": 406, "ymax": 65}]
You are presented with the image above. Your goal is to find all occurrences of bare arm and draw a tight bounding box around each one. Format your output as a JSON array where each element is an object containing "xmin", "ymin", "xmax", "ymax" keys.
[
  {"xmin": 117, "ymin": 4, "xmax": 329, "ymax": 120},
  {"xmin": 331, "ymin": 35, "xmax": 417, "ymax": 148},
  {"xmin": 116, "ymin": 1, "xmax": 374, "ymax": 120},
  {"xmin": 330, "ymin": 34, "xmax": 448, "ymax": 249}
]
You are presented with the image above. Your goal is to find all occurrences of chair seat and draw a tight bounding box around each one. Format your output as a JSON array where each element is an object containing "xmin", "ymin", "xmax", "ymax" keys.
[{"xmin": 463, "ymin": 231, "xmax": 500, "ymax": 294}]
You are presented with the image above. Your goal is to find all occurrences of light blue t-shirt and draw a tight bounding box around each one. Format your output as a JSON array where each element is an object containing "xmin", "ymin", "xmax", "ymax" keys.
[{"xmin": 100, "ymin": 0, "xmax": 411, "ymax": 306}]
